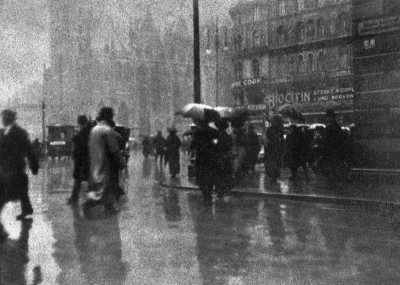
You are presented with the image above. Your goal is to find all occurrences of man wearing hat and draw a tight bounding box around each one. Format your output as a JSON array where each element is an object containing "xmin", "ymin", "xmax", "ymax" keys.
[
  {"xmin": 0, "ymin": 109, "xmax": 39, "ymax": 221},
  {"xmin": 86, "ymin": 107, "xmax": 126, "ymax": 214}
]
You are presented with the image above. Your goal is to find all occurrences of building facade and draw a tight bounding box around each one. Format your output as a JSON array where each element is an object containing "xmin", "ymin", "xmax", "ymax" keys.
[
  {"xmin": 43, "ymin": 0, "xmax": 233, "ymax": 137},
  {"xmin": 229, "ymin": 0, "xmax": 354, "ymax": 128}
]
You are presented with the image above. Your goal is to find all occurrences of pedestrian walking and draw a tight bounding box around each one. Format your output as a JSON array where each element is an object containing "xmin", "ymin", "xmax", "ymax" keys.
[
  {"xmin": 214, "ymin": 119, "xmax": 234, "ymax": 199},
  {"xmin": 165, "ymin": 127, "xmax": 182, "ymax": 178},
  {"xmin": 232, "ymin": 120, "xmax": 247, "ymax": 180},
  {"xmin": 317, "ymin": 109, "xmax": 345, "ymax": 177},
  {"xmin": 85, "ymin": 107, "xmax": 126, "ymax": 214},
  {"xmin": 153, "ymin": 131, "xmax": 166, "ymax": 165},
  {"xmin": 142, "ymin": 135, "xmax": 152, "ymax": 159},
  {"xmin": 244, "ymin": 124, "xmax": 261, "ymax": 174},
  {"xmin": 264, "ymin": 115, "xmax": 285, "ymax": 183},
  {"xmin": 0, "ymin": 109, "xmax": 39, "ymax": 221},
  {"xmin": 191, "ymin": 119, "xmax": 219, "ymax": 203},
  {"xmin": 285, "ymin": 125, "xmax": 309, "ymax": 181},
  {"xmin": 67, "ymin": 115, "xmax": 92, "ymax": 204}
]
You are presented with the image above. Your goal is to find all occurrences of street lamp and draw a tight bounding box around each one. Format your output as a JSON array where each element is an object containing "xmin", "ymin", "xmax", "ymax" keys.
[{"xmin": 206, "ymin": 17, "xmax": 228, "ymax": 107}]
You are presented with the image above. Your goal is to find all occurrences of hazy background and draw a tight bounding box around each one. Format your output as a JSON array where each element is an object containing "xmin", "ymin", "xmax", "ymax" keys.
[{"xmin": 0, "ymin": 0, "xmax": 240, "ymax": 106}]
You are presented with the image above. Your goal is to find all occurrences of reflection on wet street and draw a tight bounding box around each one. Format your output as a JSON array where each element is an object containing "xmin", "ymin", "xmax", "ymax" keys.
[{"xmin": 2, "ymin": 154, "xmax": 400, "ymax": 284}]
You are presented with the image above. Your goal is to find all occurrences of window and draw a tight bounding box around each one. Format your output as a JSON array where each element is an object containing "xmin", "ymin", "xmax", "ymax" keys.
[
  {"xmin": 288, "ymin": 56, "xmax": 295, "ymax": 77},
  {"xmin": 277, "ymin": 26, "xmax": 287, "ymax": 45},
  {"xmin": 307, "ymin": 19, "xmax": 316, "ymax": 40},
  {"xmin": 237, "ymin": 62, "xmax": 243, "ymax": 80},
  {"xmin": 297, "ymin": 54, "xmax": 306, "ymax": 74},
  {"xmin": 254, "ymin": 7, "xmax": 261, "ymax": 21},
  {"xmin": 253, "ymin": 31, "xmax": 260, "ymax": 47},
  {"xmin": 364, "ymin": 38, "xmax": 376, "ymax": 49},
  {"xmin": 307, "ymin": 53, "xmax": 315, "ymax": 73},
  {"xmin": 316, "ymin": 18, "xmax": 325, "ymax": 38},
  {"xmin": 279, "ymin": 0, "xmax": 286, "ymax": 16},
  {"xmin": 294, "ymin": 22, "xmax": 306, "ymax": 42},
  {"xmin": 252, "ymin": 59, "xmax": 260, "ymax": 78},
  {"xmin": 336, "ymin": 12, "xmax": 349, "ymax": 35},
  {"xmin": 339, "ymin": 46, "xmax": 350, "ymax": 69},
  {"xmin": 278, "ymin": 55, "xmax": 286, "ymax": 77},
  {"xmin": 317, "ymin": 51, "xmax": 327, "ymax": 72},
  {"xmin": 287, "ymin": 0, "xmax": 298, "ymax": 13}
]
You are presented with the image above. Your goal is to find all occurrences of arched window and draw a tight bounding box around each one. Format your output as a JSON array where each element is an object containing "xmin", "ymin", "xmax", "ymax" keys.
[
  {"xmin": 317, "ymin": 51, "xmax": 327, "ymax": 72},
  {"xmin": 297, "ymin": 54, "xmax": 306, "ymax": 74},
  {"xmin": 252, "ymin": 59, "xmax": 260, "ymax": 78},
  {"xmin": 294, "ymin": 22, "xmax": 306, "ymax": 42},
  {"xmin": 306, "ymin": 19, "xmax": 316, "ymax": 40},
  {"xmin": 288, "ymin": 55, "xmax": 295, "ymax": 77},
  {"xmin": 307, "ymin": 53, "xmax": 315, "ymax": 73},
  {"xmin": 339, "ymin": 46, "xmax": 350, "ymax": 69},
  {"xmin": 278, "ymin": 55, "xmax": 286, "ymax": 77},
  {"xmin": 316, "ymin": 18, "xmax": 325, "ymax": 38},
  {"xmin": 277, "ymin": 25, "xmax": 287, "ymax": 45}
]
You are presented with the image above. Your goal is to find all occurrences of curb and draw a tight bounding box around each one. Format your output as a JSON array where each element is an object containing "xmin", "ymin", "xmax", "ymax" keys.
[{"xmin": 159, "ymin": 182, "xmax": 400, "ymax": 209}]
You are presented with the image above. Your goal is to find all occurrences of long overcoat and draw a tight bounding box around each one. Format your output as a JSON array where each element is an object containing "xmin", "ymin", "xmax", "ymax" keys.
[
  {"xmin": 165, "ymin": 133, "xmax": 182, "ymax": 175},
  {"xmin": 0, "ymin": 125, "xmax": 38, "ymax": 203},
  {"xmin": 87, "ymin": 121, "xmax": 126, "ymax": 203}
]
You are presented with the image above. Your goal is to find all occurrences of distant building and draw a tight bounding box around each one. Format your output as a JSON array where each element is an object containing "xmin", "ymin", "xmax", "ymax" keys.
[
  {"xmin": 43, "ymin": 1, "xmax": 233, "ymax": 137},
  {"xmin": 229, "ymin": 0, "xmax": 354, "ymax": 128}
]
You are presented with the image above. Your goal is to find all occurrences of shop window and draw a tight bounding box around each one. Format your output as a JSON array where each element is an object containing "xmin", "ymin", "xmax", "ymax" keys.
[{"xmin": 252, "ymin": 59, "xmax": 260, "ymax": 78}]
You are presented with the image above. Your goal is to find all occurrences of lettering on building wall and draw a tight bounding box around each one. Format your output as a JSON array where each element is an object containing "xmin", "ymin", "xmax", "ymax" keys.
[
  {"xmin": 359, "ymin": 16, "xmax": 400, "ymax": 35},
  {"xmin": 266, "ymin": 87, "xmax": 354, "ymax": 109}
]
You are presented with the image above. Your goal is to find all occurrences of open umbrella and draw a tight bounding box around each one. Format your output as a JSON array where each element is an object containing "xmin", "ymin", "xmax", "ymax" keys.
[
  {"xmin": 175, "ymin": 103, "xmax": 221, "ymax": 122},
  {"xmin": 309, "ymin": 123, "xmax": 326, "ymax": 130},
  {"xmin": 277, "ymin": 104, "xmax": 304, "ymax": 122}
]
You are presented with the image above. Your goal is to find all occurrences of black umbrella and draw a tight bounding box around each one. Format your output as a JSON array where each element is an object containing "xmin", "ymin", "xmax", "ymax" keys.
[{"xmin": 277, "ymin": 104, "xmax": 304, "ymax": 122}]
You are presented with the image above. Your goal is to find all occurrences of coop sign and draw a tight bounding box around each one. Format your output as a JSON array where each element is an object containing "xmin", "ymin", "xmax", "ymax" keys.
[{"xmin": 231, "ymin": 78, "xmax": 263, "ymax": 88}]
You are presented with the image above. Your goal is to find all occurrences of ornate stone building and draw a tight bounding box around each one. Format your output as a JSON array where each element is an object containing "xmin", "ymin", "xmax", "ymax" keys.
[
  {"xmin": 229, "ymin": 0, "xmax": 354, "ymax": 127},
  {"xmin": 43, "ymin": 0, "xmax": 233, "ymax": 137}
]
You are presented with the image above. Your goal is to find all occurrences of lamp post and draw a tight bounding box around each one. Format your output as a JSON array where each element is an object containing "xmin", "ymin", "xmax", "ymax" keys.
[
  {"xmin": 193, "ymin": 0, "xmax": 201, "ymax": 104},
  {"xmin": 206, "ymin": 17, "xmax": 228, "ymax": 107}
]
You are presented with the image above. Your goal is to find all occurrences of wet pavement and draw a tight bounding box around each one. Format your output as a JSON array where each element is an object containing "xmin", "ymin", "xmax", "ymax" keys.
[{"xmin": 2, "ymin": 153, "xmax": 400, "ymax": 284}]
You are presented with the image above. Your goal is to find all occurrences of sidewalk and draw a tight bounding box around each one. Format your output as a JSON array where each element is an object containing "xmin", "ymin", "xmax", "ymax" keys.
[{"xmin": 160, "ymin": 160, "xmax": 400, "ymax": 208}]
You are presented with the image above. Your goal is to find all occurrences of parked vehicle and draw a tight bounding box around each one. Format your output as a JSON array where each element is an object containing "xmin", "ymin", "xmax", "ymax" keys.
[{"xmin": 47, "ymin": 125, "xmax": 78, "ymax": 159}]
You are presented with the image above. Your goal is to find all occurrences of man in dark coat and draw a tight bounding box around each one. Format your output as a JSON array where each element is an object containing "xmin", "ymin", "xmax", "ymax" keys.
[
  {"xmin": 67, "ymin": 115, "xmax": 92, "ymax": 204},
  {"xmin": 153, "ymin": 131, "xmax": 166, "ymax": 165},
  {"xmin": 264, "ymin": 115, "xmax": 284, "ymax": 183},
  {"xmin": 0, "ymin": 109, "xmax": 39, "ymax": 221},
  {"xmin": 165, "ymin": 127, "xmax": 182, "ymax": 178},
  {"xmin": 244, "ymin": 124, "xmax": 261, "ymax": 174},
  {"xmin": 191, "ymin": 120, "xmax": 219, "ymax": 203}
]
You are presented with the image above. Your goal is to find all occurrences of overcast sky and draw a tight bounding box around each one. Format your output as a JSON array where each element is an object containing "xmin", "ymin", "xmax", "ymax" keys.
[{"xmin": 0, "ymin": 0, "xmax": 239, "ymax": 104}]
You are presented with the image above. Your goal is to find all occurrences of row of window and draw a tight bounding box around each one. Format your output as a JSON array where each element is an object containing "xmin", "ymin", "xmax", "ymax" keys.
[
  {"xmin": 234, "ymin": 46, "xmax": 351, "ymax": 80},
  {"xmin": 233, "ymin": 11, "xmax": 350, "ymax": 52},
  {"xmin": 278, "ymin": 0, "xmax": 349, "ymax": 16}
]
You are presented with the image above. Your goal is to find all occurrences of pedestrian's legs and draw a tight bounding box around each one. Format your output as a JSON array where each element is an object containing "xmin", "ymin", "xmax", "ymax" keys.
[
  {"xmin": 67, "ymin": 179, "xmax": 82, "ymax": 204},
  {"xmin": 17, "ymin": 174, "xmax": 33, "ymax": 220}
]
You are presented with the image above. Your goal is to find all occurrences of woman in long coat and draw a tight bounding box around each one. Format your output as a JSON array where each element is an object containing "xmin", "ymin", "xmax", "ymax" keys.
[{"xmin": 165, "ymin": 127, "xmax": 182, "ymax": 178}]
